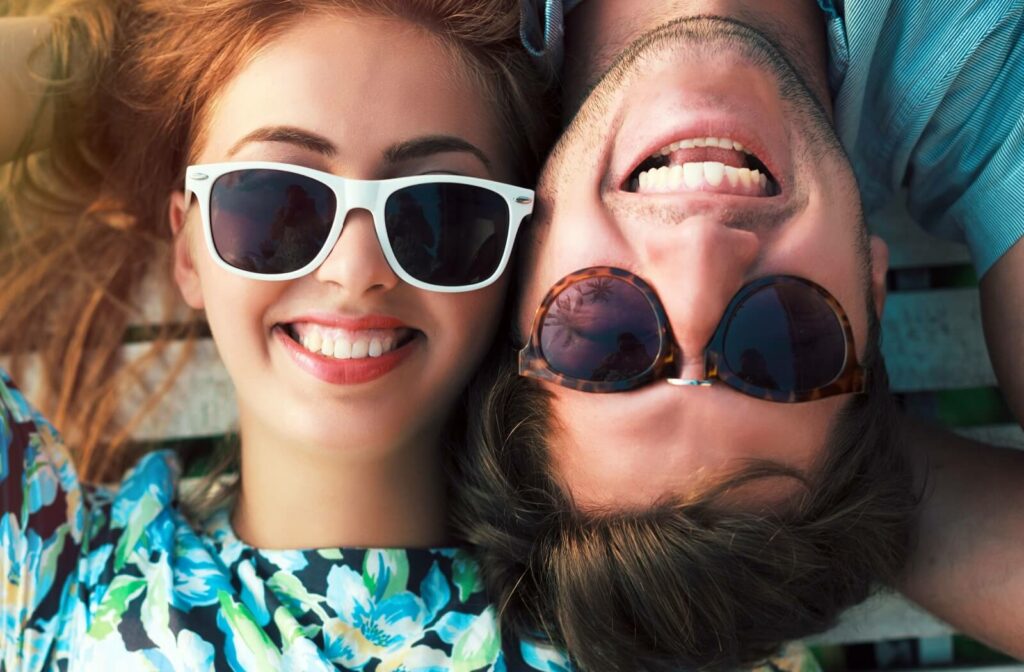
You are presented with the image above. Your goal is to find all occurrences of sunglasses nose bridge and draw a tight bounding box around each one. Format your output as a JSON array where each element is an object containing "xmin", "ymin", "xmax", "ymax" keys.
[
  {"xmin": 339, "ymin": 178, "xmax": 381, "ymax": 225},
  {"xmin": 665, "ymin": 341, "xmax": 713, "ymax": 387},
  {"xmin": 310, "ymin": 177, "xmax": 401, "ymax": 291}
]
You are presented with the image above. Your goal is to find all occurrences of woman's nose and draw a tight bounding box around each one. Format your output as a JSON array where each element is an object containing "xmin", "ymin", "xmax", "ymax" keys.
[
  {"xmin": 313, "ymin": 209, "xmax": 400, "ymax": 295},
  {"xmin": 643, "ymin": 217, "xmax": 760, "ymax": 379}
]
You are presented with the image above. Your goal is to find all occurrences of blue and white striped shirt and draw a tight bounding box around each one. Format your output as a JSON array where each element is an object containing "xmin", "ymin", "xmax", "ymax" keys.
[{"xmin": 821, "ymin": 0, "xmax": 1024, "ymax": 276}]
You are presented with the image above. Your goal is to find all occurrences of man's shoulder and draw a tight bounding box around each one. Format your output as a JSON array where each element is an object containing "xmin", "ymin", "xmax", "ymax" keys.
[{"xmin": 833, "ymin": 0, "xmax": 1023, "ymax": 100}]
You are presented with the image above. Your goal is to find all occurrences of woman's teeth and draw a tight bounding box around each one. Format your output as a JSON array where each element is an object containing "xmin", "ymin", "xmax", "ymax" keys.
[{"xmin": 292, "ymin": 326, "xmax": 406, "ymax": 360}]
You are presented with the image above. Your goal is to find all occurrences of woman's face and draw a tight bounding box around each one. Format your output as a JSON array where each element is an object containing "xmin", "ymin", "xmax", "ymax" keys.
[{"xmin": 170, "ymin": 13, "xmax": 512, "ymax": 455}]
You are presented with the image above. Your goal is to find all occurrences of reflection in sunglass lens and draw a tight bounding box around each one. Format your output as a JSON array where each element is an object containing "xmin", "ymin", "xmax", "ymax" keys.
[
  {"xmin": 384, "ymin": 184, "xmax": 508, "ymax": 287},
  {"xmin": 540, "ymin": 276, "xmax": 661, "ymax": 382},
  {"xmin": 722, "ymin": 282, "xmax": 846, "ymax": 391},
  {"xmin": 210, "ymin": 169, "xmax": 336, "ymax": 274}
]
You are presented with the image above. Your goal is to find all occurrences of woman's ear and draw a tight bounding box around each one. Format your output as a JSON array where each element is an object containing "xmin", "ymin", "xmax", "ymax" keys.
[
  {"xmin": 168, "ymin": 192, "xmax": 205, "ymax": 309},
  {"xmin": 869, "ymin": 234, "xmax": 889, "ymax": 317}
]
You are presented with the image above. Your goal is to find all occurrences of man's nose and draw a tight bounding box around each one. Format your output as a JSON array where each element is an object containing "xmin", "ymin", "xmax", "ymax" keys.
[
  {"xmin": 313, "ymin": 209, "xmax": 400, "ymax": 295},
  {"xmin": 642, "ymin": 217, "xmax": 760, "ymax": 380}
]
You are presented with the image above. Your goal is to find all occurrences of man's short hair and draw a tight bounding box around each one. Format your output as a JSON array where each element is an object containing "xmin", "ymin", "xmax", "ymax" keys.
[{"xmin": 449, "ymin": 309, "xmax": 917, "ymax": 671}]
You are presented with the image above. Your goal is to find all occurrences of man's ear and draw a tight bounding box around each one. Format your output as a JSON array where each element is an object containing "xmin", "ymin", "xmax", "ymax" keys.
[
  {"xmin": 868, "ymin": 234, "xmax": 889, "ymax": 317},
  {"xmin": 168, "ymin": 192, "xmax": 205, "ymax": 309}
]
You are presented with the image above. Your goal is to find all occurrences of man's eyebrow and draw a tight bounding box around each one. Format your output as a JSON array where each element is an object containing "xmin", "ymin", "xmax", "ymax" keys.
[
  {"xmin": 383, "ymin": 135, "xmax": 491, "ymax": 170},
  {"xmin": 227, "ymin": 125, "xmax": 337, "ymax": 158}
]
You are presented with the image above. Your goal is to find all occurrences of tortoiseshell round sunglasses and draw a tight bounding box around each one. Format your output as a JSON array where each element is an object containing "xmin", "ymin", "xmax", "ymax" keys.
[{"xmin": 518, "ymin": 266, "xmax": 867, "ymax": 402}]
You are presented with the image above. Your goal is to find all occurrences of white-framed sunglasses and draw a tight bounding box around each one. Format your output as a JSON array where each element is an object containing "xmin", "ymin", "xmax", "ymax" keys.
[{"xmin": 184, "ymin": 161, "xmax": 534, "ymax": 293}]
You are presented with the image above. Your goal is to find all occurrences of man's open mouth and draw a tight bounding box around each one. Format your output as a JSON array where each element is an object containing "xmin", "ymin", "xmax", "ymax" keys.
[{"xmin": 624, "ymin": 135, "xmax": 780, "ymax": 196}]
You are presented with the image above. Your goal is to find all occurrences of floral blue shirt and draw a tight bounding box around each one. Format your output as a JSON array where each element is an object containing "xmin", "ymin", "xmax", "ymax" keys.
[{"xmin": 0, "ymin": 368, "xmax": 572, "ymax": 671}]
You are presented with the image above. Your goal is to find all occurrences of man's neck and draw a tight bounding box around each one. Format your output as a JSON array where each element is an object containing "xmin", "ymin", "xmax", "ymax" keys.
[{"xmin": 563, "ymin": 0, "xmax": 831, "ymax": 117}]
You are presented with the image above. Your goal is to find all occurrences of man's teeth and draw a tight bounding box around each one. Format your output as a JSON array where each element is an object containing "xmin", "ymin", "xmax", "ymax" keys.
[
  {"xmin": 657, "ymin": 136, "xmax": 745, "ymax": 155},
  {"xmin": 298, "ymin": 329, "xmax": 400, "ymax": 359},
  {"xmin": 637, "ymin": 162, "xmax": 768, "ymax": 193}
]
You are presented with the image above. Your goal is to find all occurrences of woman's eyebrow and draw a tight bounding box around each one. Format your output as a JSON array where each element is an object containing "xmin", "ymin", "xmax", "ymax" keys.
[
  {"xmin": 227, "ymin": 125, "xmax": 336, "ymax": 157},
  {"xmin": 225, "ymin": 128, "xmax": 491, "ymax": 169},
  {"xmin": 384, "ymin": 135, "xmax": 491, "ymax": 170}
]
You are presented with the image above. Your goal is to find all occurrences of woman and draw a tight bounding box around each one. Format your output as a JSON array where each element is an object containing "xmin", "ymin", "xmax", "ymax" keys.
[{"xmin": 0, "ymin": 1, "xmax": 564, "ymax": 668}]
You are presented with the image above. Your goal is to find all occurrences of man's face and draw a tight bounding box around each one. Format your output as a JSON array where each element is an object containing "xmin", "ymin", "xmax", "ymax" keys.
[{"xmin": 517, "ymin": 6, "xmax": 889, "ymax": 510}]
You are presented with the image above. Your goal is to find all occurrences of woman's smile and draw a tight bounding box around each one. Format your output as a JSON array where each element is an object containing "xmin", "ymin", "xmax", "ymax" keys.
[{"xmin": 273, "ymin": 314, "xmax": 421, "ymax": 385}]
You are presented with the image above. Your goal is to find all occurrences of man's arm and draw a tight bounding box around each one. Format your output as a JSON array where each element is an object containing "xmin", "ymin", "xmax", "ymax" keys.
[
  {"xmin": 900, "ymin": 419, "xmax": 1024, "ymax": 657},
  {"xmin": 0, "ymin": 16, "xmax": 54, "ymax": 163},
  {"xmin": 899, "ymin": 155, "xmax": 1024, "ymax": 660},
  {"xmin": 981, "ymin": 237, "xmax": 1024, "ymax": 428}
]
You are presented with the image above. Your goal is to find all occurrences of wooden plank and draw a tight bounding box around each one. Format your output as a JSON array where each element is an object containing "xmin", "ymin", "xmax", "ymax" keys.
[
  {"xmin": 925, "ymin": 668, "xmax": 1024, "ymax": 671},
  {"xmin": 957, "ymin": 424, "xmax": 1024, "ymax": 450},
  {"xmin": 3, "ymin": 339, "xmax": 236, "ymax": 441},
  {"xmin": 870, "ymin": 196, "xmax": 972, "ymax": 270},
  {"xmin": 117, "ymin": 339, "xmax": 235, "ymax": 440},
  {"xmin": 907, "ymin": 667, "xmax": 1024, "ymax": 672},
  {"xmin": 809, "ymin": 592, "xmax": 953, "ymax": 645},
  {"xmin": 918, "ymin": 635, "xmax": 954, "ymax": 666},
  {"xmin": 7, "ymin": 306, "xmax": 1008, "ymax": 441},
  {"xmin": 130, "ymin": 271, "xmax": 194, "ymax": 327},
  {"xmin": 11, "ymin": 284, "xmax": 1014, "ymax": 441},
  {"xmin": 98, "ymin": 351, "xmax": 1024, "ymax": 447},
  {"xmin": 882, "ymin": 289, "xmax": 996, "ymax": 392}
]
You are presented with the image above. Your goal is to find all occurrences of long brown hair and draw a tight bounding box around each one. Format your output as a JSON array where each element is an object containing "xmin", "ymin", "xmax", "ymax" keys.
[
  {"xmin": 451, "ymin": 310, "xmax": 918, "ymax": 671},
  {"xmin": 0, "ymin": 0, "xmax": 556, "ymax": 484}
]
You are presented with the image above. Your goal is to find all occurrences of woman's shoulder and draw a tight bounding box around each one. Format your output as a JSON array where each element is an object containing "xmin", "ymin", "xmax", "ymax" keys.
[
  {"xmin": 0, "ymin": 366, "xmax": 84, "ymax": 543},
  {"xmin": 1, "ymin": 367, "xmax": 88, "ymax": 663},
  {"xmin": 90, "ymin": 449, "xmax": 184, "ymax": 567},
  {"xmin": 0, "ymin": 366, "xmax": 184, "ymax": 540},
  {"xmin": 0, "ymin": 367, "xmax": 191, "ymax": 661}
]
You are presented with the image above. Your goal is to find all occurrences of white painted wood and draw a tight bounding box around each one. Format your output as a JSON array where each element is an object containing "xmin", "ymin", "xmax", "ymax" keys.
[
  {"xmin": 913, "ymin": 667, "xmax": 1024, "ymax": 671},
  {"xmin": 810, "ymin": 593, "xmax": 953, "ymax": 644},
  {"xmin": 882, "ymin": 289, "xmax": 996, "ymax": 392},
  {"xmin": 13, "ymin": 286, "xmax": 1010, "ymax": 442},
  {"xmin": 130, "ymin": 270, "xmax": 194, "ymax": 327},
  {"xmin": 119, "ymin": 351, "xmax": 1021, "ymax": 447},
  {"xmin": 4, "ymin": 339, "xmax": 235, "ymax": 441},
  {"xmin": 117, "ymin": 339, "xmax": 236, "ymax": 440},
  {"xmin": 957, "ymin": 424, "xmax": 1024, "ymax": 450},
  {"xmin": 918, "ymin": 635, "xmax": 955, "ymax": 666},
  {"xmin": 133, "ymin": 350, "xmax": 1024, "ymax": 447},
  {"xmin": 120, "ymin": 279, "xmax": 1005, "ymax": 438}
]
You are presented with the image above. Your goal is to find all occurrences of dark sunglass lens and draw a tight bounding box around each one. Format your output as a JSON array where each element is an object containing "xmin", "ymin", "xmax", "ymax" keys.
[
  {"xmin": 540, "ymin": 276, "xmax": 661, "ymax": 382},
  {"xmin": 210, "ymin": 169, "xmax": 336, "ymax": 275},
  {"xmin": 384, "ymin": 184, "xmax": 508, "ymax": 287},
  {"xmin": 722, "ymin": 282, "xmax": 847, "ymax": 392}
]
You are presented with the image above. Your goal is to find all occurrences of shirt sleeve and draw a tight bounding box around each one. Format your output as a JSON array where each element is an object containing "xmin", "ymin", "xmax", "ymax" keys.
[
  {"xmin": 1, "ymin": 368, "xmax": 84, "ymax": 669},
  {"xmin": 833, "ymin": 1, "xmax": 1024, "ymax": 277},
  {"xmin": 902, "ymin": 10, "xmax": 1024, "ymax": 276}
]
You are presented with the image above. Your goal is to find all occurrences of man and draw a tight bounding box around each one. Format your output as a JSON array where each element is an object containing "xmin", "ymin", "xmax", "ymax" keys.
[
  {"xmin": 453, "ymin": 3, "xmax": 916, "ymax": 670},
  {"xmin": 506, "ymin": 0, "xmax": 1024, "ymax": 661}
]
